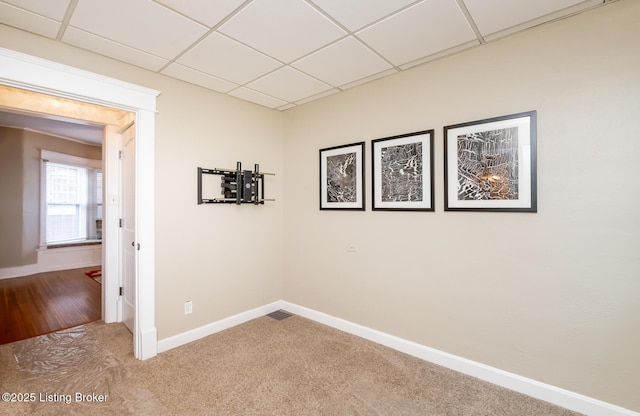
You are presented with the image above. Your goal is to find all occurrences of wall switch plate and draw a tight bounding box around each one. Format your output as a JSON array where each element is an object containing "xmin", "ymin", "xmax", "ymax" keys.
[{"xmin": 184, "ymin": 300, "xmax": 193, "ymax": 315}]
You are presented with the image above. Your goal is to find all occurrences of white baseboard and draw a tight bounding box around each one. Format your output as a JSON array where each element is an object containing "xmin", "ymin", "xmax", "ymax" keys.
[
  {"xmin": 155, "ymin": 300, "xmax": 639, "ymax": 416},
  {"xmin": 0, "ymin": 245, "xmax": 101, "ymax": 280},
  {"xmin": 157, "ymin": 301, "xmax": 282, "ymax": 353},
  {"xmin": 0, "ymin": 264, "xmax": 40, "ymax": 280},
  {"xmin": 139, "ymin": 327, "xmax": 158, "ymax": 361},
  {"xmin": 280, "ymin": 301, "xmax": 639, "ymax": 416}
]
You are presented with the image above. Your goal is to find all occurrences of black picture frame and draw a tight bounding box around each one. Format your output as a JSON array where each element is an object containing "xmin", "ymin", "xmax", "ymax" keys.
[
  {"xmin": 444, "ymin": 110, "xmax": 537, "ymax": 212},
  {"xmin": 371, "ymin": 130, "xmax": 434, "ymax": 211},
  {"xmin": 319, "ymin": 142, "xmax": 365, "ymax": 210}
]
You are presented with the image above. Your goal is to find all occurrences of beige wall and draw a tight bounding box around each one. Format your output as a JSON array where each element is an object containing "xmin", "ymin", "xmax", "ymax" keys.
[
  {"xmin": 0, "ymin": 25, "xmax": 284, "ymax": 340},
  {"xmin": 1, "ymin": 0, "xmax": 638, "ymax": 412},
  {"xmin": 153, "ymin": 76, "xmax": 283, "ymax": 339},
  {"xmin": 283, "ymin": 1, "xmax": 639, "ymax": 412},
  {"xmin": 0, "ymin": 127, "xmax": 23, "ymax": 267}
]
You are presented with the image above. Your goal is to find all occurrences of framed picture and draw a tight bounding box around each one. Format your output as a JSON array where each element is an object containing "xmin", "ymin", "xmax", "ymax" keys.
[
  {"xmin": 444, "ymin": 111, "xmax": 537, "ymax": 212},
  {"xmin": 319, "ymin": 142, "xmax": 365, "ymax": 210},
  {"xmin": 371, "ymin": 130, "xmax": 434, "ymax": 211}
]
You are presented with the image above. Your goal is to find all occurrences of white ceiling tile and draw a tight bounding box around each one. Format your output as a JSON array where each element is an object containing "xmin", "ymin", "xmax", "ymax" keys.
[
  {"xmin": 69, "ymin": 0, "xmax": 208, "ymax": 59},
  {"xmin": 247, "ymin": 67, "xmax": 333, "ymax": 103},
  {"xmin": 176, "ymin": 32, "xmax": 282, "ymax": 85},
  {"xmin": 219, "ymin": 0, "xmax": 346, "ymax": 63},
  {"xmin": 228, "ymin": 87, "xmax": 289, "ymax": 109},
  {"xmin": 62, "ymin": 26, "xmax": 169, "ymax": 71},
  {"xmin": 154, "ymin": 0, "xmax": 246, "ymax": 27},
  {"xmin": 463, "ymin": 0, "xmax": 592, "ymax": 36},
  {"xmin": 0, "ymin": 2, "xmax": 61, "ymax": 38},
  {"xmin": 292, "ymin": 37, "xmax": 392, "ymax": 87},
  {"xmin": 162, "ymin": 63, "xmax": 238, "ymax": 93},
  {"xmin": 311, "ymin": 0, "xmax": 417, "ymax": 31},
  {"xmin": 2, "ymin": 0, "xmax": 71, "ymax": 21},
  {"xmin": 0, "ymin": 0, "xmax": 619, "ymax": 109},
  {"xmin": 357, "ymin": 0, "xmax": 476, "ymax": 66}
]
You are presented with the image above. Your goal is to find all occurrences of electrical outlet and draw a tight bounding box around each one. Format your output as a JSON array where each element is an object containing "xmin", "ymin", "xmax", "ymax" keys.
[
  {"xmin": 184, "ymin": 300, "xmax": 193, "ymax": 315},
  {"xmin": 347, "ymin": 244, "xmax": 358, "ymax": 252}
]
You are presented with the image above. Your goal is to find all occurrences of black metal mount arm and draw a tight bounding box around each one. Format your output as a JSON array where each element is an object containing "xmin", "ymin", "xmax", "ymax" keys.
[{"xmin": 197, "ymin": 162, "xmax": 273, "ymax": 205}]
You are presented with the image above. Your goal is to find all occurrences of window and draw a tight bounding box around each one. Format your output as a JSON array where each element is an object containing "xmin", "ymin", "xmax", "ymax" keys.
[{"xmin": 41, "ymin": 150, "xmax": 102, "ymax": 246}]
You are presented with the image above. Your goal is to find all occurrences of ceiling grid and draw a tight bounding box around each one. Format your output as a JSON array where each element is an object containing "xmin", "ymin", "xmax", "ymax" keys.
[{"xmin": 0, "ymin": 0, "xmax": 616, "ymax": 111}]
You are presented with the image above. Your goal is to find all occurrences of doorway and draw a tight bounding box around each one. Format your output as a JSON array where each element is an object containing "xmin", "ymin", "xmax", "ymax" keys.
[
  {"xmin": 0, "ymin": 47, "xmax": 159, "ymax": 360},
  {"xmin": 0, "ymin": 87, "xmax": 129, "ymax": 332}
]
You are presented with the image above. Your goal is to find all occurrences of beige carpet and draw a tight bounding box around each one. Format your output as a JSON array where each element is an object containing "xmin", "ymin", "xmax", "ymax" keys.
[{"xmin": 0, "ymin": 313, "xmax": 582, "ymax": 415}]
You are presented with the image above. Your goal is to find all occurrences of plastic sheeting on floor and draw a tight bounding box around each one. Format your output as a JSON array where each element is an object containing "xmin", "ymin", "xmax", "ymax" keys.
[{"xmin": 9, "ymin": 325, "xmax": 167, "ymax": 415}]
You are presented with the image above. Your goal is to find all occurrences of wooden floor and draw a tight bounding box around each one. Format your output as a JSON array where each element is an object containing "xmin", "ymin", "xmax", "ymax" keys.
[{"xmin": 0, "ymin": 267, "xmax": 101, "ymax": 345}]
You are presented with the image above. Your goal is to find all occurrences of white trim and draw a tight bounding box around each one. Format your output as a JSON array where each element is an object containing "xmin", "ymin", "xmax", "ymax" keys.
[
  {"xmin": 36, "ymin": 245, "xmax": 101, "ymax": 272},
  {"xmin": 139, "ymin": 327, "xmax": 159, "ymax": 360},
  {"xmin": 0, "ymin": 47, "xmax": 160, "ymax": 360},
  {"xmin": 157, "ymin": 301, "xmax": 283, "ymax": 353},
  {"xmin": 102, "ymin": 125, "xmax": 120, "ymax": 324},
  {"xmin": 0, "ymin": 48, "xmax": 158, "ymax": 112},
  {"xmin": 280, "ymin": 301, "xmax": 640, "ymax": 416},
  {"xmin": 133, "ymin": 109, "xmax": 157, "ymax": 360},
  {"xmin": 0, "ymin": 245, "xmax": 101, "ymax": 279}
]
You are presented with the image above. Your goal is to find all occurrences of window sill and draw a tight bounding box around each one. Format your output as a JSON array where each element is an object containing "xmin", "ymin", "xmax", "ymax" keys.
[{"xmin": 45, "ymin": 240, "xmax": 102, "ymax": 249}]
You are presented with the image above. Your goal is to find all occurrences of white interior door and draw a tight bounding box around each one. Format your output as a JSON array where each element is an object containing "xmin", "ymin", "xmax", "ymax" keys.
[{"xmin": 121, "ymin": 124, "xmax": 136, "ymax": 333}]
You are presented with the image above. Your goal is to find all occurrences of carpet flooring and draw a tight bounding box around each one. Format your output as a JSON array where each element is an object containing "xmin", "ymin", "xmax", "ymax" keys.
[{"xmin": 0, "ymin": 314, "xmax": 583, "ymax": 415}]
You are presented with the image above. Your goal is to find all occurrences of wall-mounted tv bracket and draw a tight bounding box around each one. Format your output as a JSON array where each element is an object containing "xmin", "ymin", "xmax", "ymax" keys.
[{"xmin": 197, "ymin": 162, "xmax": 274, "ymax": 205}]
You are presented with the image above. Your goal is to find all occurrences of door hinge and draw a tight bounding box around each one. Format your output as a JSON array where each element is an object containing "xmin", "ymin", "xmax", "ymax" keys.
[
  {"xmin": 119, "ymin": 287, "xmax": 123, "ymax": 296},
  {"xmin": 119, "ymin": 150, "xmax": 123, "ymax": 159},
  {"xmin": 119, "ymin": 218, "xmax": 123, "ymax": 228}
]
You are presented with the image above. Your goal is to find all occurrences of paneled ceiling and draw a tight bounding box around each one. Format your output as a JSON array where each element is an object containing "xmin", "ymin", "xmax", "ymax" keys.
[{"xmin": 0, "ymin": 0, "xmax": 616, "ymax": 111}]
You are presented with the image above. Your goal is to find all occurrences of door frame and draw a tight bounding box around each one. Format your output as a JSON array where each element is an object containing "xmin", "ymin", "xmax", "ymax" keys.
[
  {"xmin": 0, "ymin": 47, "xmax": 160, "ymax": 360},
  {"xmin": 119, "ymin": 122, "xmax": 136, "ymax": 333}
]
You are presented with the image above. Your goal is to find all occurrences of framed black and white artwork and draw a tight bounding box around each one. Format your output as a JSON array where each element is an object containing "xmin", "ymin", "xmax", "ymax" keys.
[
  {"xmin": 371, "ymin": 130, "xmax": 434, "ymax": 211},
  {"xmin": 319, "ymin": 142, "xmax": 365, "ymax": 210},
  {"xmin": 444, "ymin": 111, "xmax": 537, "ymax": 212}
]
